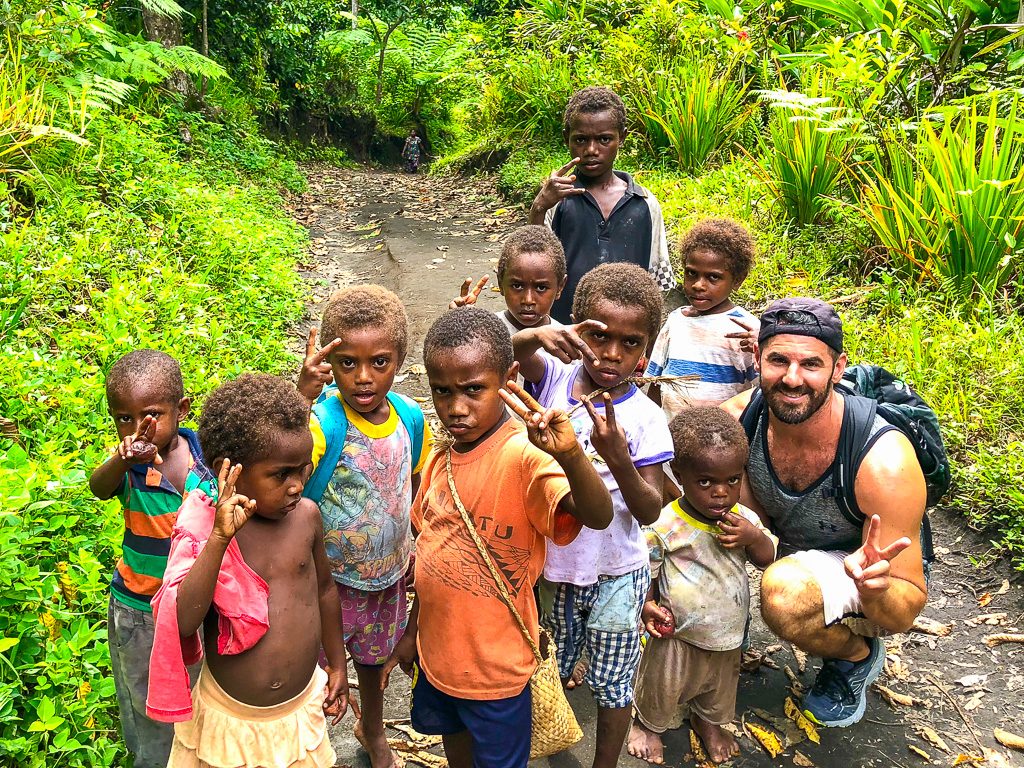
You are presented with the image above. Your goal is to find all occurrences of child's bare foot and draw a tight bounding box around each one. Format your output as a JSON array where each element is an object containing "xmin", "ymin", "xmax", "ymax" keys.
[
  {"xmin": 565, "ymin": 659, "xmax": 588, "ymax": 690},
  {"xmin": 354, "ymin": 717, "xmax": 404, "ymax": 768},
  {"xmin": 626, "ymin": 719, "xmax": 665, "ymax": 764},
  {"xmin": 690, "ymin": 715, "xmax": 739, "ymax": 764}
]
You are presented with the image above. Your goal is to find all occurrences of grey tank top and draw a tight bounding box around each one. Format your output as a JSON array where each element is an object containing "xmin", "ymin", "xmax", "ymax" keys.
[{"xmin": 747, "ymin": 409, "xmax": 890, "ymax": 557}]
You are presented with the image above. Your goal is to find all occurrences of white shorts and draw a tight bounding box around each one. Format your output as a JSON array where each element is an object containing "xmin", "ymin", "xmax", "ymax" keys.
[{"xmin": 787, "ymin": 550, "xmax": 887, "ymax": 638}]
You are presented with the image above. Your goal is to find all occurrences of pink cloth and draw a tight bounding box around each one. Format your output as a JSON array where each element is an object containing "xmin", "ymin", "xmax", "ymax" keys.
[{"xmin": 146, "ymin": 490, "xmax": 270, "ymax": 722}]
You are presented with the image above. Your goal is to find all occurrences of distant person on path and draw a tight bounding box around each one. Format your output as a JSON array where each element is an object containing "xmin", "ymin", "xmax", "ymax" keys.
[
  {"xmin": 88, "ymin": 350, "xmax": 212, "ymax": 768},
  {"xmin": 628, "ymin": 407, "xmax": 777, "ymax": 765},
  {"xmin": 402, "ymin": 129, "xmax": 423, "ymax": 173},
  {"xmin": 528, "ymin": 87, "xmax": 675, "ymax": 324},
  {"xmin": 721, "ymin": 299, "xmax": 928, "ymax": 729}
]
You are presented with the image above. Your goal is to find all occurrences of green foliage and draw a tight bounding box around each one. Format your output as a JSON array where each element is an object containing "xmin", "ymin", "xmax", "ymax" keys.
[
  {"xmin": 753, "ymin": 72, "xmax": 858, "ymax": 226},
  {"xmin": 856, "ymin": 97, "xmax": 1024, "ymax": 297},
  {"xmin": 631, "ymin": 56, "xmax": 754, "ymax": 172}
]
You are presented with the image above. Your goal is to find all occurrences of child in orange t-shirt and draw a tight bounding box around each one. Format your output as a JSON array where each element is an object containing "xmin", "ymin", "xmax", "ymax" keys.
[{"xmin": 381, "ymin": 307, "xmax": 613, "ymax": 768}]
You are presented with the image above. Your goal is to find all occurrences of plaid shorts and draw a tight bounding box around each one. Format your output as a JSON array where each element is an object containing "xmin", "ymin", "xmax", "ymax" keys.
[{"xmin": 541, "ymin": 566, "xmax": 650, "ymax": 709}]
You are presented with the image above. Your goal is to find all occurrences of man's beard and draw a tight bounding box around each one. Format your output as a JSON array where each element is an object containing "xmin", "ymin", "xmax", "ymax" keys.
[{"xmin": 764, "ymin": 379, "xmax": 833, "ymax": 425}]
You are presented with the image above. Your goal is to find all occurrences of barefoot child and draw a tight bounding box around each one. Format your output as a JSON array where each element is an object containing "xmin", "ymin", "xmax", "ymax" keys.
[
  {"xmin": 528, "ymin": 87, "xmax": 675, "ymax": 322},
  {"xmin": 512, "ymin": 263, "xmax": 674, "ymax": 768},
  {"xmin": 148, "ymin": 374, "xmax": 349, "ymax": 767},
  {"xmin": 450, "ymin": 225, "xmax": 567, "ymax": 336},
  {"xmin": 382, "ymin": 307, "xmax": 613, "ymax": 768},
  {"xmin": 296, "ymin": 285, "xmax": 432, "ymax": 768},
  {"xmin": 89, "ymin": 350, "xmax": 212, "ymax": 768},
  {"xmin": 646, "ymin": 219, "xmax": 760, "ymax": 420},
  {"xmin": 627, "ymin": 407, "xmax": 776, "ymax": 765}
]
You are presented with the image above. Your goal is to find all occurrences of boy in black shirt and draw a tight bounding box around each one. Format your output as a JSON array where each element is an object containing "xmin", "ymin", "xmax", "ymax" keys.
[{"xmin": 529, "ymin": 87, "xmax": 675, "ymax": 323}]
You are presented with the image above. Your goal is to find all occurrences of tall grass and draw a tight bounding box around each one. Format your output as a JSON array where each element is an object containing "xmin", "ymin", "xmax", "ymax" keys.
[
  {"xmin": 752, "ymin": 72, "xmax": 856, "ymax": 226},
  {"xmin": 631, "ymin": 57, "xmax": 753, "ymax": 173},
  {"xmin": 855, "ymin": 97, "xmax": 1024, "ymax": 297}
]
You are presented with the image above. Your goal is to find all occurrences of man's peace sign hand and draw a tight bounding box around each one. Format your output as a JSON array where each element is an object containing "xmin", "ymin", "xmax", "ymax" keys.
[
  {"xmin": 533, "ymin": 157, "xmax": 586, "ymax": 214},
  {"xmin": 212, "ymin": 459, "xmax": 257, "ymax": 542},
  {"xmin": 449, "ymin": 276, "xmax": 489, "ymax": 309},
  {"xmin": 844, "ymin": 514, "xmax": 912, "ymax": 597},
  {"xmin": 531, "ymin": 320, "xmax": 606, "ymax": 367},
  {"xmin": 297, "ymin": 327, "xmax": 342, "ymax": 403}
]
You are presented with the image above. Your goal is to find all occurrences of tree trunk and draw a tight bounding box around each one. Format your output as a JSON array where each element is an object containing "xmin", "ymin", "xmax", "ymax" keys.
[
  {"xmin": 351, "ymin": 0, "xmax": 358, "ymax": 29},
  {"xmin": 374, "ymin": 21, "xmax": 401, "ymax": 101},
  {"xmin": 200, "ymin": 0, "xmax": 209, "ymax": 99},
  {"xmin": 141, "ymin": 3, "xmax": 198, "ymax": 102}
]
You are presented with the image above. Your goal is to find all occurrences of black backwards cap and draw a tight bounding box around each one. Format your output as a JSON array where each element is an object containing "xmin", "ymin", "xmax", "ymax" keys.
[{"xmin": 758, "ymin": 298, "xmax": 844, "ymax": 354}]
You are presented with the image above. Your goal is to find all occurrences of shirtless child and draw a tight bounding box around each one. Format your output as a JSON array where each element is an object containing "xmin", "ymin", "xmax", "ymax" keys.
[{"xmin": 148, "ymin": 374, "xmax": 349, "ymax": 767}]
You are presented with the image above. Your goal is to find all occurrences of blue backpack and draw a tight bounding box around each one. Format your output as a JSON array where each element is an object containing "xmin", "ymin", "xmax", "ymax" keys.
[{"xmin": 302, "ymin": 385, "xmax": 426, "ymax": 503}]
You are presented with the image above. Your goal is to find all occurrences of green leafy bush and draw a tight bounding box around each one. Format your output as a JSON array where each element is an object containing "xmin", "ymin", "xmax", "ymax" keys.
[{"xmin": 856, "ymin": 97, "xmax": 1024, "ymax": 297}]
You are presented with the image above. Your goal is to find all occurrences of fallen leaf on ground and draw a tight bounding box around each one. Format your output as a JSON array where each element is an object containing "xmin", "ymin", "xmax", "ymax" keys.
[
  {"xmin": 874, "ymin": 683, "xmax": 919, "ymax": 708},
  {"xmin": 982, "ymin": 748, "xmax": 1014, "ymax": 768},
  {"xmin": 388, "ymin": 739, "xmax": 448, "ymax": 768},
  {"xmin": 908, "ymin": 745, "xmax": 931, "ymax": 761},
  {"xmin": 792, "ymin": 646, "xmax": 808, "ymax": 674},
  {"xmin": 744, "ymin": 721, "xmax": 784, "ymax": 758},
  {"xmin": 978, "ymin": 592, "xmax": 993, "ymax": 608},
  {"xmin": 996, "ymin": 579, "xmax": 1010, "ymax": 595},
  {"xmin": 785, "ymin": 697, "xmax": 820, "ymax": 744},
  {"xmin": 689, "ymin": 728, "xmax": 715, "ymax": 768},
  {"xmin": 951, "ymin": 754, "xmax": 984, "ymax": 766},
  {"xmin": 386, "ymin": 722, "xmax": 443, "ymax": 746},
  {"xmin": 913, "ymin": 616, "xmax": 953, "ymax": 636},
  {"xmin": 963, "ymin": 691, "xmax": 985, "ymax": 711},
  {"xmin": 994, "ymin": 728, "xmax": 1024, "ymax": 751},
  {"xmin": 793, "ymin": 751, "xmax": 815, "ymax": 767},
  {"xmin": 750, "ymin": 707, "xmax": 806, "ymax": 747},
  {"xmin": 784, "ymin": 665, "xmax": 806, "ymax": 695},
  {"xmin": 967, "ymin": 612, "xmax": 1008, "ymax": 627},
  {"xmin": 984, "ymin": 633, "xmax": 1024, "ymax": 648},
  {"xmin": 917, "ymin": 726, "xmax": 951, "ymax": 753},
  {"xmin": 954, "ymin": 674, "xmax": 989, "ymax": 688},
  {"xmin": 765, "ymin": 643, "xmax": 783, "ymax": 654}
]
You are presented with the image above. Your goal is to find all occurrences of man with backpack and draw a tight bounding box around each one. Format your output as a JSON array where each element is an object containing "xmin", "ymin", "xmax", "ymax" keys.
[{"xmin": 721, "ymin": 298, "xmax": 936, "ymax": 729}]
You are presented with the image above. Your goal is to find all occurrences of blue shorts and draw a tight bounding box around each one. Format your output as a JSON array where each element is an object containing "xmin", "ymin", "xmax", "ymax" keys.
[{"xmin": 411, "ymin": 664, "xmax": 531, "ymax": 768}]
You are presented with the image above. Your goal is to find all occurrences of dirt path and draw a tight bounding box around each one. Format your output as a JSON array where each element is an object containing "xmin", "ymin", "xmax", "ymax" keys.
[{"xmin": 288, "ymin": 165, "xmax": 1024, "ymax": 768}]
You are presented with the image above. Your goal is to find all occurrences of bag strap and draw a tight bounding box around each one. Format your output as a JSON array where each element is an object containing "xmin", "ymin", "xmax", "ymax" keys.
[
  {"xmin": 390, "ymin": 393, "xmax": 426, "ymax": 470},
  {"xmin": 444, "ymin": 449, "xmax": 542, "ymax": 665},
  {"xmin": 738, "ymin": 389, "xmax": 764, "ymax": 444},
  {"xmin": 303, "ymin": 394, "xmax": 349, "ymax": 502}
]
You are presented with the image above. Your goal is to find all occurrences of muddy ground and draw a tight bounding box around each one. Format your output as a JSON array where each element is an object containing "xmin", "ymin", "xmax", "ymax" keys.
[{"xmin": 286, "ymin": 164, "xmax": 1024, "ymax": 768}]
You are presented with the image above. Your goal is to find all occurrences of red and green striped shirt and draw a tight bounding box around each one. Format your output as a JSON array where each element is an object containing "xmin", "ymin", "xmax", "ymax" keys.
[{"xmin": 110, "ymin": 428, "xmax": 213, "ymax": 612}]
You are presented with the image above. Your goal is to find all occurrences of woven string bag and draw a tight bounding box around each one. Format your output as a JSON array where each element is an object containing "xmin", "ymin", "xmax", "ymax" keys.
[{"xmin": 445, "ymin": 450, "xmax": 583, "ymax": 758}]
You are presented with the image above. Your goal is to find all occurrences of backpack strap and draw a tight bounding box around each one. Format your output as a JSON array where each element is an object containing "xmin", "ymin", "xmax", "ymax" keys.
[
  {"xmin": 738, "ymin": 389, "xmax": 764, "ymax": 444},
  {"xmin": 303, "ymin": 392, "xmax": 349, "ymax": 503},
  {"xmin": 302, "ymin": 390, "xmax": 426, "ymax": 504},
  {"xmin": 829, "ymin": 392, "xmax": 881, "ymax": 528},
  {"xmin": 388, "ymin": 392, "xmax": 426, "ymax": 471}
]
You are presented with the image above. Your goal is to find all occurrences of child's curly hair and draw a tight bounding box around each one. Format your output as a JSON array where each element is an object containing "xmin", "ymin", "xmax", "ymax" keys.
[
  {"xmin": 198, "ymin": 374, "xmax": 309, "ymax": 467},
  {"xmin": 497, "ymin": 226, "xmax": 566, "ymax": 285},
  {"xmin": 106, "ymin": 349, "xmax": 184, "ymax": 404},
  {"xmin": 563, "ymin": 86, "xmax": 627, "ymax": 137},
  {"xmin": 572, "ymin": 262, "xmax": 663, "ymax": 339},
  {"xmin": 320, "ymin": 285, "xmax": 409, "ymax": 363},
  {"xmin": 669, "ymin": 406, "xmax": 749, "ymax": 467},
  {"xmin": 424, "ymin": 307, "xmax": 513, "ymax": 376},
  {"xmin": 679, "ymin": 218, "xmax": 755, "ymax": 283}
]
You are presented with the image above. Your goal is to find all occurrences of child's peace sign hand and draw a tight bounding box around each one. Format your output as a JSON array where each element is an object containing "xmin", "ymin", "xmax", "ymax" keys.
[
  {"xmin": 532, "ymin": 320, "xmax": 606, "ymax": 367},
  {"xmin": 724, "ymin": 316, "xmax": 756, "ymax": 354},
  {"xmin": 449, "ymin": 276, "xmax": 489, "ymax": 309},
  {"xmin": 212, "ymin": 459, "xmax": 257, "ymax": 542},
  {"xmin": 584, "ymin": 393, "xmax": 630, "ymax": 466},
  {"xmin": 297, "ymin": 327, "xmax": 342, "ymax": 403},
  {"xmin": 500, "ymin": 380, "xmax": 580, "ymax": 457},
  {"xmin": 116, "ymin": 415, "xmax": 162, "ymax": 466},
  {"xmin": 534, "ymin": 157, "xmax": 586, "ymax": 212}
]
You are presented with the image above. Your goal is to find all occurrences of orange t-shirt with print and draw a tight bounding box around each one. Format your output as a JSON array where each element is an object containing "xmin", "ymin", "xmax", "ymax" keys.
[{"xmin": 411, "ymin": 417, "xmax": 581, "ymax": 700}]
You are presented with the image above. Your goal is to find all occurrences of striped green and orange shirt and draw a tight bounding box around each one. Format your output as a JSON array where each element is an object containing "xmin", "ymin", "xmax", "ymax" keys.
[{"xmin": 110, "ymin": 428, "xmax": 214, "ymax": 612}]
